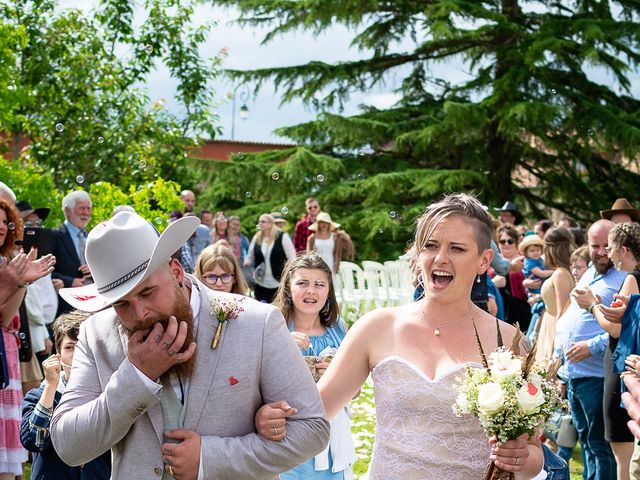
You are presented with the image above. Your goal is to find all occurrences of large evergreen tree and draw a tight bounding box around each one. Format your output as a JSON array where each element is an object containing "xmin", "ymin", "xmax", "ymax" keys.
[{"xmin": 201, "ymin": 0, "xmax": 640, "ymax": 259}]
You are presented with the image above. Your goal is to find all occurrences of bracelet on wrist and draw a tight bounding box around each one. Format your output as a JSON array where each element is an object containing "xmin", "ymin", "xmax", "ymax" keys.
[
  {"xmin": 18, "ymin": 282, "xmax": 32, "ymax": 288},
  {"xmin": 587, "ymin": 301, "xmax": 598, "ymax": 314}
]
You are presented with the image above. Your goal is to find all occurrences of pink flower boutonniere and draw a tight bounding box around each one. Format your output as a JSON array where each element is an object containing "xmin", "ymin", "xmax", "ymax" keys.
[{"xmin": 210, "ymin": 297, "xmax": 244, "ymax": 349}]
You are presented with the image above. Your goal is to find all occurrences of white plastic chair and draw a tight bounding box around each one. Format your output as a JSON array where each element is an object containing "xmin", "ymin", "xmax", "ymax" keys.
[
  {"xmin": 361, "ymin": 260, "xmax": 392, "ymax": 309},
  {"xmin": 337, "ymin": 261, "xmax": 367, "ymax": 318},
  {"xmin": 384, "ymin": 259, "xmax": 415, "ymax": 305}
]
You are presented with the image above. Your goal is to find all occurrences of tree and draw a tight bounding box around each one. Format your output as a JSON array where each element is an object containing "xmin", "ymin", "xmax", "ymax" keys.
[
  {"xmin": 0, "ymin": 159, "xmax": 183, "ymax": 231},
  {"xmin": 204, "ymin": 0, "xmax": 640, "ymax": 259},
  {"xmin": 0, "ymin": 0, "xmax": 222, "ymax": 190}
]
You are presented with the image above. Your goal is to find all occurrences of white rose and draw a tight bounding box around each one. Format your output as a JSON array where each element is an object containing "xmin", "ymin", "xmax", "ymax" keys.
[
  {"xmin": 477, "ymin": 382, "xmax": 505, "ymax": 414},
  {"xmin": 518, "ymin": 382, "xmax": 545, "ymax": 414},
  {"xmin": 456, "ymin": 392, "xmax": 471, "ymax": 414},
  {"xmin": 489, "ymin": 351, "xmax": 522, "ymax": 382}
]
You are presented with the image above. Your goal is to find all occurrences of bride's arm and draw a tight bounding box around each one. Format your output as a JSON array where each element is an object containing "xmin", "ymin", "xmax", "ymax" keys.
[{"xmin": 317, "ymin": 311, "xmax": 379, "ymax": 419}]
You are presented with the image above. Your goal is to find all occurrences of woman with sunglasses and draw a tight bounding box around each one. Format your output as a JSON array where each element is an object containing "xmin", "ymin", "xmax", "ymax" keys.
[
  {"xmin": 195, "ymin": 244, "xmax": 249, "ymax": 295},
  {"xmin": 493, "ymin": 225, "xmax": 532, "ymax": 330}
]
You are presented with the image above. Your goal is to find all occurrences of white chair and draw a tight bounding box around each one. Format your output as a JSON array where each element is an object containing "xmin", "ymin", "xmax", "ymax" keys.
[
  {"xmin": 361, "ymin": 260, "xmax": 392, "ymax": 309},
  {"xmin": 337, "ymin": 261, "xmax": 367, "ymax": 319},
  {"xmin": 384, "ymin": 259, "xmax": 415, "ymax": 305}
]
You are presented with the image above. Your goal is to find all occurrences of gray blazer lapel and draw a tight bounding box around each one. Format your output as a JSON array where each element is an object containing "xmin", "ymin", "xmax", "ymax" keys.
[
  {"xmin": 184, "ymin": 283, "xmax": 224, "ymax": 430},
  {"xmin": 117, "ymin": 323, "xmax": 164, "ymax": 445}
]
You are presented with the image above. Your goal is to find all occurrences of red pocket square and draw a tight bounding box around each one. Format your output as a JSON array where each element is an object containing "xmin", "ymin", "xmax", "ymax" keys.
[{"xmin": 228, "ymin": 376, "xmax": 239, "ymax": 386}]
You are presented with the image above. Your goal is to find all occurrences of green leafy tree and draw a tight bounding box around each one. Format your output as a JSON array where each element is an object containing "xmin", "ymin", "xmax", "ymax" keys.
[
  {"xmin": 0, "ymin": 0, "xmax": 222, "ymax": 189},
  {"xmin": 206, "ymin": 0, "xmax": 640, "ymax": 259},
  {"xmin": 1, "ymin": 159, "xmax": 182, "ymax": 231}
]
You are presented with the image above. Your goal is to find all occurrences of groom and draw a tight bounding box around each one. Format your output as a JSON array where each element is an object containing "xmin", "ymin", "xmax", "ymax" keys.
[{"xmin": 51, "ymin": 211, "xmax": 329, "ymax": 479}]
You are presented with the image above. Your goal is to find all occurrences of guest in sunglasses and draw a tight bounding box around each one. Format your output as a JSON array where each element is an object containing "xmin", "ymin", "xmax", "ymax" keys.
[
  {"xmin": 195, "ymin": 244, "xmax": 250, "ymax": 296},
  {"xmin": 492, "ymin": 225, "xmax": 532, "ymax": 331}
]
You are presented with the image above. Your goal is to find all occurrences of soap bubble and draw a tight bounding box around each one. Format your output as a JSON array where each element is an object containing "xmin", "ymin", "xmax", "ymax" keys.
[
  {"xmin": 97, "ymin": 136, "xmax": 104, "ymax": 144},
  {"xmin": 357, "ymin": 173, "xmax": 366, "ymax": 182},
  {"xmin": 245, "ymin": 191, "xmax": 252, "ymax": 198},
  {"xmin": 145, "ymin": 44, "xmax": 153, "ymax": 54},
  {"xmin": 55, "ymin": 123, "xmax": 64, "ymax": 132},
  {"xmin": 271, "ymin": 172, "xmax": 280, "ymax": 181},
  {"xmin": 155, "ymin": 217, "xmax": 163, "ymax": 225},
  {"xmin": 316, "ymin": 174, "xmax": 325, "ymax": 183},
  {"xmin": 281, "ymin": 206, "xmax": 289, "ymax": 215},
  {"xmin": 378, "ymin": 228, "xmax": 384, "ymax": 234},
  {"xmin": 7, "ymin": 222, "xmax": 15, "ymax": 230},
  {"xmin": 139, "ymin": 160, "xmax": 147, "ymax": 169},
  {"xmin": 75, "ymin": 175, "xmax": 84, "ymax": 184},
  {"xmin": 389, "ymin": 211, "xmax": 397, "ymax": 219}
]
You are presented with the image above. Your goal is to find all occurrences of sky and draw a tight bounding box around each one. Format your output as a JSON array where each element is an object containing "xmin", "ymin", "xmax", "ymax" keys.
[
  {"xmin": 60, "ymin": 2, "xmax": 639, "ymax": 144},
  {"xmin": 58, "ymin": 1, "xmax": 465, "ymax": 143}
]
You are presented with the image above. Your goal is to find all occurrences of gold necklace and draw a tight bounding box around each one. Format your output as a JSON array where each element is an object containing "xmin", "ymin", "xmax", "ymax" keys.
[{"xmin": 423, "ymin": 303, "xmax": 474, "ymax": 336}]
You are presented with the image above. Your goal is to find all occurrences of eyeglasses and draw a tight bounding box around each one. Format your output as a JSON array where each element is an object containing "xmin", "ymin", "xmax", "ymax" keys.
[
  {"xmin": 499, "ymin": 239, "xmax": 515, "ymax": 245},
  {"xmin": 203, "ymin": 273, "xmax": 235, "ymax": 285}
]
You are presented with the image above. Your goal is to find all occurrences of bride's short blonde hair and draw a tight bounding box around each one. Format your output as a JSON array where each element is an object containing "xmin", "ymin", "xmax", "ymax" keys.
[{"xmin": 412, "ymin": 193, "xmax": 492, "ymax": 265}]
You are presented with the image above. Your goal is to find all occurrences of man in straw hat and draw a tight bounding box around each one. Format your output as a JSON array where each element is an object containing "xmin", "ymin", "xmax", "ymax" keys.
[
  {"xmin": 600, "ymin": 198, "xmax": 640, "ymax": 224},
  {"xmin": 50, "ymin": 211, "xmax": 329, "ymax": 479}
]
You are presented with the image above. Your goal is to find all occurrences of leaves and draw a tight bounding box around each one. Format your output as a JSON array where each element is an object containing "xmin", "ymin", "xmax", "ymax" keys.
[
  {"xmin": 0, "ymin": 0, "xmax": 220, "ymax": 191},
  {"xmin": 212, "ymin": 0, "xmax": 640, "ymax": 229}
]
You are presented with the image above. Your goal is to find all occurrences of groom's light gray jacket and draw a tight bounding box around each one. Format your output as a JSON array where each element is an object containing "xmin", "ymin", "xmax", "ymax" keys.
[{"xmin": 51, "ymin": 279, "xmax": 329, "ymax": 479}]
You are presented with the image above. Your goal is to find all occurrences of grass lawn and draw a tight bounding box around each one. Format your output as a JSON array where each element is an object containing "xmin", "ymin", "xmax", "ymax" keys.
[{"xmin": 350, "ymin": 378, "xmax": 585, "ymax": 479}]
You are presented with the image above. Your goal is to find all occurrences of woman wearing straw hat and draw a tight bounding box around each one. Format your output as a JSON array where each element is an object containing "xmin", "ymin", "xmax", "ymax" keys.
[{"xmin": 307, "ymin": 212, "xmax": 354, "ymax": 274}]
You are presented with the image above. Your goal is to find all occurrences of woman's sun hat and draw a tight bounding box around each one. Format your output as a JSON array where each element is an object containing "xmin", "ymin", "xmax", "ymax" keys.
[
  {"xmin": 59, "ymin": 211, "xmax": 199, "ymax": 312},
  {"xmin": 308, "ymin": 212, "xmax": 340, "ymax": 232}
]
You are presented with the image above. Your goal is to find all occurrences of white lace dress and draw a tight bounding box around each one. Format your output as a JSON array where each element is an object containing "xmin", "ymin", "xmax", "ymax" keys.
[{"xmin": 368, "ymin": 356, "xmax": 490, "ymax": 479}]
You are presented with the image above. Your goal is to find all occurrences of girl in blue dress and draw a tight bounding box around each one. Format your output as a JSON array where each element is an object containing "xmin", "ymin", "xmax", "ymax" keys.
[{"xmin": 271, "ymin": 253, "xmax": 356, "ymax": 480}]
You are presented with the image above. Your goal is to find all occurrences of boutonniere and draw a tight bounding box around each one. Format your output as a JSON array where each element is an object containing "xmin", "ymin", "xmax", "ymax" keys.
[{"xmin": 210, "ymin": 297, "xmax": 244, "ymax": 349}]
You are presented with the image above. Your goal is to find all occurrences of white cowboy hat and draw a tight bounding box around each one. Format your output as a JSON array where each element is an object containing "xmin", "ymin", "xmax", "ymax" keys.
[
  {"xmin": 59, "ymin": 211, "xmax": 199, "ymax": 312},
  {"xmin": 308, "ymin": 212, "xmax": 340, "ymax": 232}
]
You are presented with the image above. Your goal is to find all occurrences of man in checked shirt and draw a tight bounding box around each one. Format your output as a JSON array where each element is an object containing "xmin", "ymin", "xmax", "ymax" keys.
[{"xmin": 20, "ymin": 310, "xmax": 111, "ymax": 479}]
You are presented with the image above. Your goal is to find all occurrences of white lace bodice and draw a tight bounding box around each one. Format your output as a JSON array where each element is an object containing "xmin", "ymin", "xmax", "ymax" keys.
[{"xmin": 368, "ymin": 356, "xmax": 490, "ymax": 479}]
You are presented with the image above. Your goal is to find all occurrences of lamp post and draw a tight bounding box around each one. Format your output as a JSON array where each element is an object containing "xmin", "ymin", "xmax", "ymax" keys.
[{"xmin": 230, "ymin": 86, "xmax": 249, "ymax": 140}]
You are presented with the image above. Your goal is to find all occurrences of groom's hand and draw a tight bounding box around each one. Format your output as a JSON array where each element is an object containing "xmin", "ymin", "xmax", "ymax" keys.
[
  {"xmin": 128, "ymin": 316, "xmax": 196, "ymax": 380},
  {"xmin": 162, "ymin": 429, "xmax": 201, "ymax": 480}
]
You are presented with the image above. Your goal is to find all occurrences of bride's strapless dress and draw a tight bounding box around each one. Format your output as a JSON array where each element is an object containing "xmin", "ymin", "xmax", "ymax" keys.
[{"xmin": 367, "ymin": 356, "xmax": 491, "ymax": 479}]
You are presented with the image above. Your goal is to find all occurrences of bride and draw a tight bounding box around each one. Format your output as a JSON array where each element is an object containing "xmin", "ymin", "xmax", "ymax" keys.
[{"xmin": 258, "ymin": 193, "xmax": 545, "ymax": 478}]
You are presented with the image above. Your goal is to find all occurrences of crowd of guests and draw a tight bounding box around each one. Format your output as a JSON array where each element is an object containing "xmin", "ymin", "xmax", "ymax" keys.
[{"xmin": 5, "ymin": 177, "xmax": 640, "ymax": 479}]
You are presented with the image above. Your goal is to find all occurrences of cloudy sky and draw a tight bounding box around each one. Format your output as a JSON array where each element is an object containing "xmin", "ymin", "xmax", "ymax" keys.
[
  {"xmin": 59, "ymin": 1, "xmax": 470, "ymax": 143},
  {"xmin": 61, "ymin": 2, "xmax": 639, "ymax": 143}
]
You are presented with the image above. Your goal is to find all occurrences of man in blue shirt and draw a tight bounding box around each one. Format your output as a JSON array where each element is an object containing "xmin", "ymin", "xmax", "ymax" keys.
[{"xmin": 554, "ymin": 219, "xmax": 626, "ymax": 480}]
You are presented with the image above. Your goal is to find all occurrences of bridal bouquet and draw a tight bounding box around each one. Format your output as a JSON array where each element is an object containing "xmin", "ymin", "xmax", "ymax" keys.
[{"xmin": 453, "ymin": 323, "xmax": 564, "ymax": 479}]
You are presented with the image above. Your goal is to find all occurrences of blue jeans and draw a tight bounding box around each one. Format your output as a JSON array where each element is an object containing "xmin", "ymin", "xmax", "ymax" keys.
[{"xmin": 568, "ymin": 377, "xmax": 617, "ymax": 480}]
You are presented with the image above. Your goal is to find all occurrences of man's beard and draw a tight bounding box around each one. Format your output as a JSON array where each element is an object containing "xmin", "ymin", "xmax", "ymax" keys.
[
  {"xmin": 123, "ymin": 282, "xmax": 196, "ymax": 380},
  {"xmin": 592, "ymin": 253, "xmax": 613, "ymax": 275}
]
